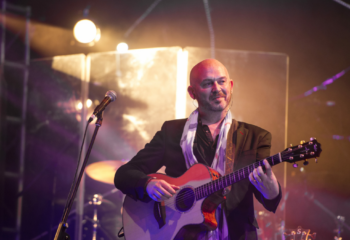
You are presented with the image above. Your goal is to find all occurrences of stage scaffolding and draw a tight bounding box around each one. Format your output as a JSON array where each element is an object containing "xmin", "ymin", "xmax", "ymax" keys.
[{"xmin": 0, "ymin": 1, "xmax": 31, "ymax": 240}]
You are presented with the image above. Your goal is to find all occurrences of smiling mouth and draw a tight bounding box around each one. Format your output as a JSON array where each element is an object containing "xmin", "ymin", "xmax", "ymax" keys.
[{"xmin": 211, "ymin": 95, "xmax": 225, "ymax": 100}]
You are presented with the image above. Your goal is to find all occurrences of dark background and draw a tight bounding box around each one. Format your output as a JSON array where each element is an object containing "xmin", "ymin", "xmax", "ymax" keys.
[{"xmin": 1, "ymin": 0, "xmax": 350, "ymax": 239}]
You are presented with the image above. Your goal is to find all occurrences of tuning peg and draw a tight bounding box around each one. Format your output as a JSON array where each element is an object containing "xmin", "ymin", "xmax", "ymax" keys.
[
  {"xmin": 303, "ymin": 160, "xmax": 309, "ymax": 166},
  {"xmin": 310, "ymin": 137, "xmax": 316, "ymax": 141},
  {"xmin": 315, "ymin": 158, "xmax": 318, "ymax": 163},
  {"xmin": 300, "ymin": 140, "xmax": 305, "ymax": 144},
  {"xmin": 293, "ymin": 163, "xmax": 298, "ymax": 168},
  {"xmin": 290, "ymin": 144, "xmax": 293, "ymax": 147}
]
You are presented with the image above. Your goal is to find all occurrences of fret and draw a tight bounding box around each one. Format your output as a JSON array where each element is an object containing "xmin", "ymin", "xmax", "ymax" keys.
[{"xmin": 233, "ymin": 173, "xmax": 236, "ymax": 183}]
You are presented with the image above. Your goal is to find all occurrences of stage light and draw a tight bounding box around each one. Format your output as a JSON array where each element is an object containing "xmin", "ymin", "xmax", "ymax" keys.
[
  {"xmin": 77, "ymin": 102, "xmax": 83, "ymax": 110},
  {"xmin": 73, "ymin": 19, "xmax": 100, "ymax": 44},
  {"xmin": 117, "ymin": 42, "xmax": 128, "ymax": 53},
  {"xmin": 86, "ymin": 99, "xmax": 92, "ymax": 108}
]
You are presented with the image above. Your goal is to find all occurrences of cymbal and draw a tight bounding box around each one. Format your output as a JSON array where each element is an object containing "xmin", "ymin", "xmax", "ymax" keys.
[{"xmin": 86, "ymin": 160, "xmax": 128, "ymax": 184}]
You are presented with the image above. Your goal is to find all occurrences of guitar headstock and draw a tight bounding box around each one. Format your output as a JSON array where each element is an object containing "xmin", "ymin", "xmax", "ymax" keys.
[{"xmin": 281, "ymin": 138, "xmax": 322, "ymax": 166}]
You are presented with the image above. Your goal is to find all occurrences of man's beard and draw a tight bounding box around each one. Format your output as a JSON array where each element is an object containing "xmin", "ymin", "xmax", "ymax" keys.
[{"xmin": 199, "ymin": 92, "xmax": 232, "ymax": 112}]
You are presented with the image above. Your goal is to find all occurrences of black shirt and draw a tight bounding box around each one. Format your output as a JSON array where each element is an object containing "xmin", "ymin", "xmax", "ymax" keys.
[{"xmin": 193, "ymin": 118, "xmax": 219, "ymax": 167}]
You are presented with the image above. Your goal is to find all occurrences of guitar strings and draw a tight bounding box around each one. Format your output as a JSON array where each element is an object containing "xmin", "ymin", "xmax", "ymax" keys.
[{"xmin": 163, "ymin": 159, "xmax": 270, "ymax": 208}]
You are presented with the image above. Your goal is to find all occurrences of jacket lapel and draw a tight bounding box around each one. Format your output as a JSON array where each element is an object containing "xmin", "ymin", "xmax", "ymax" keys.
[{"xmin": 234, "ymin": 122, "xmax": 248, "ymax": 161}]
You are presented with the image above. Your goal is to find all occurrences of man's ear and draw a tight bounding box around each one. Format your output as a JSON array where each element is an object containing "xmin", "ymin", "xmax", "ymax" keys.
[{"xmin": 187, "ymin": 86, "xmax": 195, "ymax": 99}]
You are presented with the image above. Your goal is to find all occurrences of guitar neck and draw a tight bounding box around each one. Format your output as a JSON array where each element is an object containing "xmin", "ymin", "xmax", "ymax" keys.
[{"xmin": 194, "ymin": 152, "xmax": 282, "ymax": 200}]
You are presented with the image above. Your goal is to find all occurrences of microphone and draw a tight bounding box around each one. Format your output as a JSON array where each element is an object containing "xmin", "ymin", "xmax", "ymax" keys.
[{"xmin": 88, "ymin": 90, "xmax": 117, "ymax": 123}]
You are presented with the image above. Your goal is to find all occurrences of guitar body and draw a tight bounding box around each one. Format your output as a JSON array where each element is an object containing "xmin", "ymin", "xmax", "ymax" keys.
[{"xmin": 122, "ymin": 164, "xmax": 224, "ymax": 240}]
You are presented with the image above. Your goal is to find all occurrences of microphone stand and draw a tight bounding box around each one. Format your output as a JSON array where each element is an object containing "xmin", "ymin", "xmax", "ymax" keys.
[{"xmin": 53, "ymin": 111, "xmax": 104, "ymax": 240}]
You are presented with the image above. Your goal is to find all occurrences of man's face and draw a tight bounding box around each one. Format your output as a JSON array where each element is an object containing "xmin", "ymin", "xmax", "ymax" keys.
[{"xmin": 190, "ymin": 61, "xmax": 233, "ymax": 112}]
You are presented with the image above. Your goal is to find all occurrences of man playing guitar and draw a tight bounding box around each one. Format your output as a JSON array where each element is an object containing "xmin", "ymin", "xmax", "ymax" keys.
[{"xmin": 115, "ymin": 59, "xmax": 282, "ymax": 240}]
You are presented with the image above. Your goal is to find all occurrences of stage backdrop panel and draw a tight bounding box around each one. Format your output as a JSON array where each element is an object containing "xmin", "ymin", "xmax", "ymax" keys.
[{"xmin": 87, "ymin": 47, "xmax": 181, "ymax": 162}]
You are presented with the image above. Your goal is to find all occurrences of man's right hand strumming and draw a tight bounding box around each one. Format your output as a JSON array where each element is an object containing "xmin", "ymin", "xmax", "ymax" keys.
[{"xmin": 146, "ymin": 179, "xmax": 179, "ymax": 202}]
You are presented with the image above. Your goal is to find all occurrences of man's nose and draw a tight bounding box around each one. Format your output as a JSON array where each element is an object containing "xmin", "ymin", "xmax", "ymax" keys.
[{"xmin": 212, "ymin": 81, "xmax": 220, "ymax": 92}]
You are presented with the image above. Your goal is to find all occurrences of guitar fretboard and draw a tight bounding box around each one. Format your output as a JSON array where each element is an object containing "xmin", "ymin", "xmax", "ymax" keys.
[{"xmin": 194, "ymin": 153, "xmax": 282, "ymax": 200}]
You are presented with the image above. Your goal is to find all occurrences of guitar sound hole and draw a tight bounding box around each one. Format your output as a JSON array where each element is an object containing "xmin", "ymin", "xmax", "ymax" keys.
[{"xmin": 175, "ymin": 187, "xmax": 195, "ymax": 212}]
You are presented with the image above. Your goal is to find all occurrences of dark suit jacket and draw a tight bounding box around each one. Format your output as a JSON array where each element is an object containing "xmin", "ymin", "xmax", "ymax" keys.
[{"xmin": 115, "ymin": 119, "xmax": 282, "ymax": 240}]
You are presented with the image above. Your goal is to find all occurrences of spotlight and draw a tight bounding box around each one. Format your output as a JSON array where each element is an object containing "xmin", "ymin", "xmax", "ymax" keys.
[
  {"xmin": 86, "ymin": 99, "xmax": 92, "ymax": 108},
  {"xmin": 73, "ymin": 19, "xmax": 101, "ymax": 44},
  {"xmin": 117, "ymin": 42, "xmax": 128, "ymax": 53},
  {"xmin": 77, "ymin": 102, "xmax": 83, "ymax": 110}
]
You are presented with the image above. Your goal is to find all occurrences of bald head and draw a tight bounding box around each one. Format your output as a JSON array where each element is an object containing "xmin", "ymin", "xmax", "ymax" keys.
[
  {"xmin": 189, "ymin": 59, "xmax": 230, "ymax": 86},
  {"xmin": 187, "ymin": 59, "xmax": 233, "ymax": 114}
]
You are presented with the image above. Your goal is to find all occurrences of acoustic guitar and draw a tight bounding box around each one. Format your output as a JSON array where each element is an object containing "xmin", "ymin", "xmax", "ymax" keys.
[{"xmin": 122, "ymin": 139, "xmax": 322, "ymax": 240}]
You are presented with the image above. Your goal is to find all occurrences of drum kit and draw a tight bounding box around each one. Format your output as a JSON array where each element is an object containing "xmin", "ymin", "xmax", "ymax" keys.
[{"xmin": 83, "ymin": 160, "xmax": 166, "ymax": 240}]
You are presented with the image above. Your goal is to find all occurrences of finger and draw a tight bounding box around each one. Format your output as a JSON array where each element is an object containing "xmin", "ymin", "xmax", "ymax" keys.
[
  {"xmin": 150, "ymin": 194, "xmax": 158, "ymax": 201},
  {"xmin": 249, "ymin": 173, "xmax": 257, "ymax": 186},
  {"xmin": 163, "ymin": 184, "xmax": 180, "ymax": 194},
  {"xmin": 161, "ymin": 183, "xmax": 177, "ymax": 194},
  {"xmin": 149, "ymin": 192, "xmax": 159, "ymax": 201},
  {"xmin": 157, "ymin": 186, "xmax": 172, "ymax": 198},
  {"xmin": 153, "ymin": 190, "xmax": 162, "ymax": 199},
  {"xmin": 253, "ymin": 169, "xmax": 262, "ymax": 183},
  {"xmin": 257, "ymin": 166, "xmax": 267, "ymax": 182},
  {"xmin": 264, "ymin": 159, "xmax": 272, "ymax": 177}
]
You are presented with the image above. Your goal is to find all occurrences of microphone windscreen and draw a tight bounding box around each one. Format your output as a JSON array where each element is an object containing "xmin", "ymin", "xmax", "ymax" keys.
[{"xmin": 105, "ymin": 90, "xmax": 117, "ymax": 102}]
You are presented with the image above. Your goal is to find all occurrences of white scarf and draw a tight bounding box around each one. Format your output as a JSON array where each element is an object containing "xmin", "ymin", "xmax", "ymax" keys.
[{"xmin": 180, "ymin": 109, "xmax": 232, "ymax": 240}]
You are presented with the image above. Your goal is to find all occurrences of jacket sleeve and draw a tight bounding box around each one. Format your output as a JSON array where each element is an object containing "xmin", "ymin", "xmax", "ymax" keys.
[
  {"xmin": 114, "ymin": 122, "xmax": 167, "ymax": 201},
  {"xmin": 252, "ymin": 131, "xmax": 282, "ymax": 213}
]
